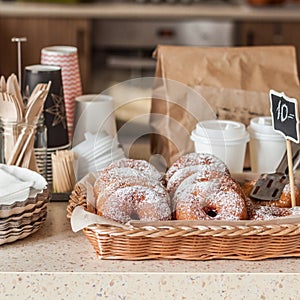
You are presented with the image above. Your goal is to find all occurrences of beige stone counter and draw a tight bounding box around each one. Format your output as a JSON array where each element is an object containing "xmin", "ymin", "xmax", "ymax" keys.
[
  {"xmin": 0, "ymin": 201, "xmax": 300, "ymax": 299},
  {"xmin": 0, "ymin": 1, "xmax": 300, "ymax": 20}
]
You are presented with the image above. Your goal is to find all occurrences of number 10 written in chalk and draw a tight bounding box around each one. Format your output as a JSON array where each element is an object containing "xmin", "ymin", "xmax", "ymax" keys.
[
  {"xmin": 275, "ymin": 100, "xmax": 295, "ymax": 122},
  {"xmin": 269, "ymin": 89, "xmax": 300, "ymax": 143}
]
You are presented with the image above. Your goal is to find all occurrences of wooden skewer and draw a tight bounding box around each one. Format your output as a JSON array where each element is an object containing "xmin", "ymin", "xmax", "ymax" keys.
[
  {"xmin": 66, "ymin": 152, "xmax": 76, "ymax": 189},
  {"xmin": 69, "ymin": 158, "xmax": 76, "ymax": 187},
  {"xmin": 58, "ymin": 153, "xmax": 69, "ymax": 192},
  {"xmin": 62, "ymin": 157, "xmax": 72, "ymax": 190},
  {"xmin": 51, "ymin": 153, "xmax": 58, "ymax": 192},
  {"xmin": 286, "ymin": 140, "xmax": 296, "ymax": 207},
  {"xmin": 52, "ymin": 152, "xmax": 62, "ymax": 193},
  {"xmin": 52, "ymin": 150, "xmax": 77, "ymax": 193}
]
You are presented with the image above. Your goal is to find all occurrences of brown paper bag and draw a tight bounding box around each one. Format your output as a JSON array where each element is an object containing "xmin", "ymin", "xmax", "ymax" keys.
[{"xmin": 150, "ymin": 45, "xmax": 300, "ymax": 168}]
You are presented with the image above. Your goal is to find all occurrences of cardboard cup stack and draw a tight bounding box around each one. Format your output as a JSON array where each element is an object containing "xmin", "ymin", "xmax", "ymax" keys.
[{"xmin": 41, "ymin": 46, "xmax": 82, "ymax": 140}]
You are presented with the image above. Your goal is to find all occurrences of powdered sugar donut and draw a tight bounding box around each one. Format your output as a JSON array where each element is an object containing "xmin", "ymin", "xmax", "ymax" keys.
[
  {"xmin": 95, "ymin": 167, "xmax": 171, "ymax": 207},
  {"xmin": 173, "ymin": 172, "xmax": 248, "ymax": 221},
  {"xmin": 249, "ymin": 206, "xmax": 300, "ymax": 221},
  {"xmin": 167, "ymin": 165, "xmax": 228, "ymax": 198},
  {"xmin": 165, "ymin": 152, "xmax": 230, "ymax": 183},
  {"xmin": 94, "ymin": 167, "xmax": 147, "ymax": 197},
  {"xmin": 94, "ymin": 160, "xmax": 171, "ymax": 224},
  {"xmin": 105, "ymin": 158, "xmax": 163, "ymax": 182},
  {"xmin": 97, "ymin": 185, "xmax": 171, "ymax": 224}
]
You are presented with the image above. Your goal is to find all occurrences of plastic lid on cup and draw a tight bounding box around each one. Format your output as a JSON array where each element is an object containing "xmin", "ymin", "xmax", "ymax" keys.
[
  {"xmin": 248, "ymin": 116, "xmax": 280, "ymax": 135},
  {"xmin": 247, "ymin": 116, "xmax": 284, "ymax": 140},
  {"xmin": 194, "ymin": 120, "xmax": 248, "ymax": 141}
]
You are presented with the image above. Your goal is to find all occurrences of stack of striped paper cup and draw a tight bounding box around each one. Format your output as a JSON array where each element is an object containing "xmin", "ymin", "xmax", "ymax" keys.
[{"xmin": 41, "ymin": 46, "xmax": 82, "ymax": 141}]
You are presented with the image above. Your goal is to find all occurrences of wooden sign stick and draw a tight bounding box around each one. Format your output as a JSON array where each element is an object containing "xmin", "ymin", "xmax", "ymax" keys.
[
  {"xmin": 269, "ymin": 90, "xmax": 299, "ymax": 205},
  {"xmin": 286, "ymin": 139, "xmax": 296, "ymax": 207}
]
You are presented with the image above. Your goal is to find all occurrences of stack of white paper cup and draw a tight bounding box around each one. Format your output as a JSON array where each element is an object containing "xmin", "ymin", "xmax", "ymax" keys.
[
  {"xmin": 73, "ymin": 132, "xmax": 125, "ymax": 180},
  {"xmin": 247, "ymin": 116, "xmax": 286, "ymax": 173},
  {"xmin": 191, "ymin": 120, "xmax": 249, "ymax": 173},
  {"xmin": 73, "ymin": 94, "xmax": 117, "ymax": 146},
  {"xmin": 41, "ymin": 46, "xmax": 82, "ymax": 140}
]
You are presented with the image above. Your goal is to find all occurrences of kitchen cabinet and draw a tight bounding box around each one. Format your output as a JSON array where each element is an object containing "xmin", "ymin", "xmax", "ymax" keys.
[
  {"xmin": 0, "ymin": 17, "xmax": 91, "ymax": 92},
  {"xmin": 237, "ymin": 21, "xmax": 300, "ymax": 75}
]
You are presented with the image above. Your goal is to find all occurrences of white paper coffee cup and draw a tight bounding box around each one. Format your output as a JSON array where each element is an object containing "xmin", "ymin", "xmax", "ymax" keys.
[
  {"xmin": 191, "ymin": 120, "xmax": 249, "ymax": 173},
  {"xmin": 73, "ymin": 94, "xmax": 117, "ymax": 146},
  {"xmin": 247, "ymin": 116, "xmax": 285, "ymax": 173}
]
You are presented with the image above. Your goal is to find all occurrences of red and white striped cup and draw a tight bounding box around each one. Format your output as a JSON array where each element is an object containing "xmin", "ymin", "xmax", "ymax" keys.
[{"xmin": 41, "ymin": 46, "xmax": 82, "ymax": 140}]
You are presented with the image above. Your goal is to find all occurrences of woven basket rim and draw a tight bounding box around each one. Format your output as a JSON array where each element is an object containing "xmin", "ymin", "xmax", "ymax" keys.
[{"xmin": 83, "ymin": 218, "xmax": 300, "ymax": 238}]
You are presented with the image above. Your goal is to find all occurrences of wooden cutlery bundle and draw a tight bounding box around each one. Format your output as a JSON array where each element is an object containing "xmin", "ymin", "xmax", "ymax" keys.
[{"xmin": 0, "ymin": 73, "xmax": 51, "ymax": 171}]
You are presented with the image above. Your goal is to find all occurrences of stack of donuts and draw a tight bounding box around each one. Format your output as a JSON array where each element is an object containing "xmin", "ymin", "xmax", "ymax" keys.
[
  {"xmin": 93, "ymin": 158, "xmax": 171, "ymax": 224},
  {"xmin": 165, "ymin": 153, "xmax": 248, "ymax": 221},
  {"xmin": 93, "ymin": 154, "xmax": 300, "ymax": 224}
]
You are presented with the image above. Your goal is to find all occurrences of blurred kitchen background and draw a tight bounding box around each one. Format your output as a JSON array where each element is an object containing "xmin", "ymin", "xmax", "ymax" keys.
[{"xmin": 0, "ymin": 0, "xmax": 300, "ymax": 159}]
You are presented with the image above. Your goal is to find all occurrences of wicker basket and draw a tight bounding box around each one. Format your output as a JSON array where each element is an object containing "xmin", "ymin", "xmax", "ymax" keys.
[{"xmin": 67, "ymin": 180, "xmax": 300, "ymax": 261}]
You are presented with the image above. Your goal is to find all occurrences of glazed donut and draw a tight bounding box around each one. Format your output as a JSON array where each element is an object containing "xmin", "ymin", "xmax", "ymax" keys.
[
  {"xmin": 104, "ymin": 158, "xmax": 163, "ymax": 183},
  {"xmin": 165, "ymin": 152, "xmax": 230, "ymax": 183},
  {"xmin": 173, "ymin": 171, "xmax": 248, "ymax": 221},
  {"xmin": 241, "ymin": 180, "xmax": 300, "ymax": 208}
]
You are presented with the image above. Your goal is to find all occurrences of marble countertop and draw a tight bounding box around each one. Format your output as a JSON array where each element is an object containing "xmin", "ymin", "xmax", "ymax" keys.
[
  {"xmin": 1, "ymin": 201, "xmax": 300, "ymax": 299},
  {"xmin": 0, "ymin": 1, "xmax": 300, "ymax": 20}
]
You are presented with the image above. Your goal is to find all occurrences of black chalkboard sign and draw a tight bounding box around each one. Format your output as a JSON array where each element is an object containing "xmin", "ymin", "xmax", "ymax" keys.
[{"xmin": 269, "ymin": 90, "xmax": 299, "ymax": 143}]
